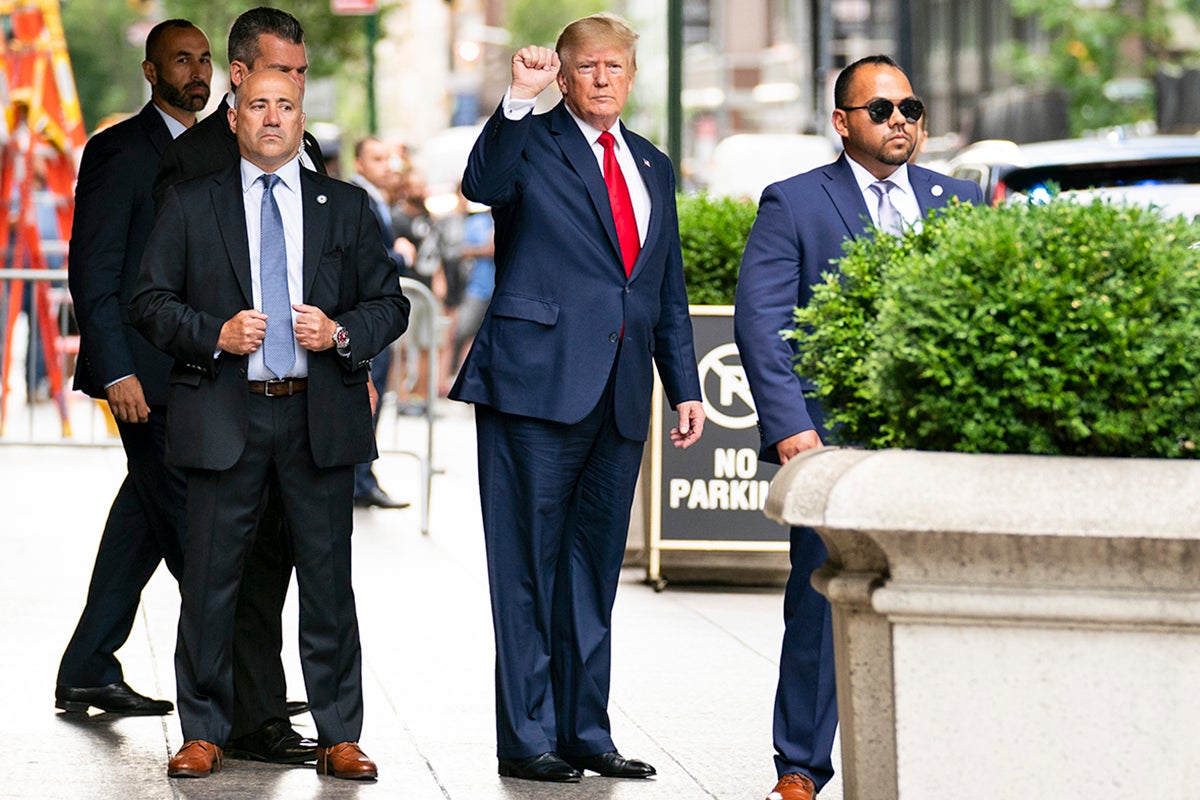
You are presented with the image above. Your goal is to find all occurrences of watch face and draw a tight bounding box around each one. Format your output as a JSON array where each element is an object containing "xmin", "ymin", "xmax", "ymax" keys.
[{"xmin": 335, "ymin": 326, "xmax": 349, "ymax": 347}]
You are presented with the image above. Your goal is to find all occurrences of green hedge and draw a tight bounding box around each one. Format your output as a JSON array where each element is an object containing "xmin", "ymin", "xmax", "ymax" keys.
[
  {"xmin": 678, "ymin": 193, "xmax": 757, "ymax": 305},
  {"xmin": 788, "ymin": 198, "xmax": 1200, "ymax": 458}
]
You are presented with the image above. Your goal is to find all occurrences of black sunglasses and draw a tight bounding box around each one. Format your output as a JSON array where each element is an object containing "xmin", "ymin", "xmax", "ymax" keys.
[{"xmin": 839, "ymin": 97, "xmax": 924, "ymax": 124}]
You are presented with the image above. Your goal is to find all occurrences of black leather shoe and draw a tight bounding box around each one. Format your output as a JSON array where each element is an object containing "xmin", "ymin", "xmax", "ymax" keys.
[
  {"xmin": 353, "ymin": 487, "xmax": 410, "ymax": 509},
  {"xmin": 285, "ymin": 699, "xmax": 309, "ymax": 716},
  {"xmin": 565, "ymin": 751, "xmax": 657, "ymax": 778},
  {"xmin": 498, "ymin": 752, "xmax": 582, "ymax": 782},
  {"xmin": 55, "ymin": 681, "xmax": 173, "ymax": 715},
  {"xmin": 225, "ymin": 719, "xmax": 316, "ymax": 764}
]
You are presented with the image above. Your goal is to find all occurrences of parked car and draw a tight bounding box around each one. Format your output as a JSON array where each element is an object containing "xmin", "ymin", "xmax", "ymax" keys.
[
  {"xmin": 702, "ymin": 133, "xmax": 837, "ymax": 201},
  {"xmin": 945, "ymin": 135, "xmax": 1200, "ymax": 205}
]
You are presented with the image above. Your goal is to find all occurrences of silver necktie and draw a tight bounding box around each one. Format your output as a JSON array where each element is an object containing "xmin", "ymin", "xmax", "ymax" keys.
[
  {"xmin": 870, "ymin": 180, "xmax": 904, "ymax": 235},
  {"xmin": 259, "ymin": 173, "xmax": 295, "ymax": 379}
]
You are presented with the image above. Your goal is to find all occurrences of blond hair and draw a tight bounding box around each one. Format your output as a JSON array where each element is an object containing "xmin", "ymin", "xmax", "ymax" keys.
[{"xmin": 555, "ymin": 13, "xmax": 638, "ymax": 73}]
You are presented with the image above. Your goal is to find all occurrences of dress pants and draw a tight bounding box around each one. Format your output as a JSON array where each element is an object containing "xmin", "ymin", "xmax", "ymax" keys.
[
  {"xmin": 57, "ymin": 410, "xmax": 185, "ymax": 688},
  {"xmin": 175, "ymin": 392, "xmax": 364, "ymax": 747},
  {"xmin": 474, "ymin": 366, "xmax": 644, "ymax": 761},
  {"xmin": 773, "ymin": 397, "xmax": 838, "ymax": 790}
]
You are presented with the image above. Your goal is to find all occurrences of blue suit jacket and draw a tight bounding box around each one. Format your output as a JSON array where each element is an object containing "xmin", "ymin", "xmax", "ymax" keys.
[
  {"xmin": 734, "ymin": 154, "xmax": 984, "ymax": 461},
  {"xmin": 449, "ymin": 101, "xmax": 700, "ymax": 441}
]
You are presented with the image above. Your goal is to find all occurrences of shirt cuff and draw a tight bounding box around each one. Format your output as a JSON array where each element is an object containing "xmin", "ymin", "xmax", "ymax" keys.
[{"xmin": 502, "ymin": 87, "xmax": 536, "ymax": 120}]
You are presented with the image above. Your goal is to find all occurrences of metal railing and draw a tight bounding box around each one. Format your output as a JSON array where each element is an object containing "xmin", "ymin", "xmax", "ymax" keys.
[{"xmin": 0, "ymin": 269, "xmax": 446, "ymax": 535}]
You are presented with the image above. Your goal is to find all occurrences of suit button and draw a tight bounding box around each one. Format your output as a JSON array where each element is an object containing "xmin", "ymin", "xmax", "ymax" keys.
[
  {"xmin": 609, "ymin": 332, "xmax": 618, "ymax": 342},
  {"xmin": 624, "ymin": 286, "xmax": 631, "ymax": 294}
]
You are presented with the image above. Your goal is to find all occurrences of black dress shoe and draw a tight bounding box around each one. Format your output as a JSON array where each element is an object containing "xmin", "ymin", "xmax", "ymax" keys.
[
  {"xmin": 285, "ymin": 699, "xmax": 309, "ymax": 716},
  {"xmin": 225, "ymin": 719, "xmax": 317, "ymax": 764},
  {"xmin": 497, "ymin": 752, "xmax": 582, "ymax": 782},
  {"xmin": 353, "ymin": 487, "xmax": 410, "ymax": 509},
  {"xmin": 55, "ymin": 681, "xmax": 173, "ymax": 715},
  {"xmin": 565, "ymin": 751, "xmax": 657, "ymax": 778}
]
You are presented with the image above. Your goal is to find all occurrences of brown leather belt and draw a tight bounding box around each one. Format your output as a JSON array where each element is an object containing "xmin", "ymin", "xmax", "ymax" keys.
[{"xmin": 248, "ymin": 378, "xmax": 307, "ymax": 396}]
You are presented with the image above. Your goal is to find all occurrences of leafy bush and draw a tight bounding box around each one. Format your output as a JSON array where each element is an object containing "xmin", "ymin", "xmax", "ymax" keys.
[
  {"xmin": 677, "ymin": 193, "xmax": 758, "ymax": 305},
  {"xmin": 788, "ymin": 198, "xmax": 1200, "ymax": 457}
]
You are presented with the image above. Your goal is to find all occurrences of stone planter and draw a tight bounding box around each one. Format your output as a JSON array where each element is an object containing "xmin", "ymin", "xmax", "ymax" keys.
[{"xmin": 765, "ymin": 447, "xmax": 1200, "ymax": 800}]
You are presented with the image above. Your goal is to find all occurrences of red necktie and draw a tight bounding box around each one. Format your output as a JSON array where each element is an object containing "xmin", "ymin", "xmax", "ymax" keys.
[{"xmin": 598, "ymin": 131, "xmax": 640, "ymax": 276}]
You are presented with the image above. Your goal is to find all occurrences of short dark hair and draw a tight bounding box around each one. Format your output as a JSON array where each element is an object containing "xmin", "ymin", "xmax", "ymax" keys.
[
  {"xmin": 145, "ymin": 19, "xmax": 199, "ymax": 65},
  {"xmin": 354, "ymin": 136, "xmax": 383, "ymax": 160},
  {"xmin": 834, "ymin": 54, "xmax": 902, "ymax": 109},
  {"xmin": 227, "ymin": 7, "xmax": 304, "ymax": 67}
]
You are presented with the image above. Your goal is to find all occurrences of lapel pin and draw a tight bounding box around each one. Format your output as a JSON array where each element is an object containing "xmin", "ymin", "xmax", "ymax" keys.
[
  {"xmin": 931, "ymin": 185, "xmax": 944, "ymax": 197},
  {"xmin": 643, "ymin": 158, "xmax": 651, "ymax": 168},
  {"xmin": 317, "ymin": 194, "xmax": 328, "ymax": 204}
]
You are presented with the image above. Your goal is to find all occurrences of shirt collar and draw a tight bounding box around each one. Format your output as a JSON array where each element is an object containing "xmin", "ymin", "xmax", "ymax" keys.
[
  {"xmin": 845, "ymin": 156, "xmax": 913, "ymax": 197},
  {"xmin": 564, "ymin": 102, "xmax": 628, "ymax": 152},
  {"xmin": 240, "ymin": 154, "xmax": 303, "ymax": 195},
  {"xmin": 351, "ymin": 173, "xmax": 388, "ymax": 206},
  {"xmin": 151, "ymin": 102, "xmax": 189, "ymax": 140}
]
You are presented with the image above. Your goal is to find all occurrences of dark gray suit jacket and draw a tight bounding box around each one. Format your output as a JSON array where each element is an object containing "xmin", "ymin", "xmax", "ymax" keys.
[
  {"xmin": 69, "ymin": 102, "xmax": 174, "ymax": 404},
  {"xmin": 131, "ymin": 164, "xmax": 409, "ymax": 471}
]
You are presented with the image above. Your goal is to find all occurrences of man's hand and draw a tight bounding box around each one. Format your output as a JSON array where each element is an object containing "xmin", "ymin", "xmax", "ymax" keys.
[
  {"xmin": 105, "ymin": 376, "xmax": 150, "ymax": 424},
  {"xmin": 293, "ymin": 304, "xmax": 335, "ymax": 351},
  {"xmin": 367, "ymin": 374, "xmax": 379, "ymax": 415},
  {"xmin": 511, "ymin": 46, "xmax": 559, "ymax": 100},
  {"xmin": 218, "ymin": 310, "xmax": 267, "ymax": 355},
  {"xmin": 670, "ymin": 401, "xmax": 705, "ymax": 449},
  {"xmin": 776, "ymin": 429, "xmax": 823, "ymax": 464}
]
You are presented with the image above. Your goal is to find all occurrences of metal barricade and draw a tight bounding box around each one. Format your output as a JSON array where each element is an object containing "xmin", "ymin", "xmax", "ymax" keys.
[{"xmin": 378, "ymin": 277, "xmax": 446, "ymax": 536}]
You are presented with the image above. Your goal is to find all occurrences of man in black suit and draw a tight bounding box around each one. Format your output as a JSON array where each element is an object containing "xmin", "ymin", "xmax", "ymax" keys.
[
  {"xmin": 153, "ymin": 7, "xmax": 331, "ymax": 762},
  {"xmin": 132, "ymin": 68, "xmax": 408, "ymax": 781},
  {"xmin": 58, "ymin": 18, "xmax": 212, "ymax": 717}
]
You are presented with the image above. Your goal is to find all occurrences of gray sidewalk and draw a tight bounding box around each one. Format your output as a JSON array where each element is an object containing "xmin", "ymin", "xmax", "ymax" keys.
[{"xmin": 4, "ymin": 400, "xmax": 841, "ymax": 800}]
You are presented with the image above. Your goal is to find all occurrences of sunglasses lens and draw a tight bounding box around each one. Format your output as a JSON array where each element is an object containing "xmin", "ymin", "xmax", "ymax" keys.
[
  {"xmin": 899, "ymin": 98, "xmax": 924, "ymax": 122},
  {"xmin": 867, "ymin": 99, "xmax": 893, "ymax": 124}
]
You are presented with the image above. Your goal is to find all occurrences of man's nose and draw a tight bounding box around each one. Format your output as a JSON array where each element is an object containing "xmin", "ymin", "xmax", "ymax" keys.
[{"xmin": 594, "ymin": 65, "xmax": 610, "ymax": 85}]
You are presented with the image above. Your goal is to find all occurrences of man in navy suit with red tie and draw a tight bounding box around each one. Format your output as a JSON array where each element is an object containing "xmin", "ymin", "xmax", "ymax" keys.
[
  {"xmin": 450, "ymin": 13, "xmax": 705, "ymax": 783},
  {"xmin": 734, "ymin": 55, "xmax": 983, "ymax": 800}
]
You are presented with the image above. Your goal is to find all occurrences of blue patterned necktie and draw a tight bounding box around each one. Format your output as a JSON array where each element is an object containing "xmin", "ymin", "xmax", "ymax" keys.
[
  {"xmin": 870, "ymin": 180, "xmax": 904, "ymax": 235},
  {"xmin": 259, "ymin": 173, "xmax": 295, "ymax": 379}
]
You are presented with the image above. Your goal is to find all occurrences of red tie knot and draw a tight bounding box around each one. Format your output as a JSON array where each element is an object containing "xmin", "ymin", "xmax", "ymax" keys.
[{"xmin": 598, "ymin": 131, "xmax": 616, "ymax": 151}]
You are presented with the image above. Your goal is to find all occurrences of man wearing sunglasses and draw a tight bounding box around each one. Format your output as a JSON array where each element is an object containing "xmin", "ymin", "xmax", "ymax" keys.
[{"xmin": 734, "ymin": 55, "xmax": 983, "ymax": 800}]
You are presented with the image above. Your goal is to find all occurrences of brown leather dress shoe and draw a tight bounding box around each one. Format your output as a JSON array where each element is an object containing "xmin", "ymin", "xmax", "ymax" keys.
[
  {"xmin": 316, "ymin": 742, "xmax": 378, "ymax": 780},
  {"xmin": 167, "ymin": 740, "xmax": 223, "ymax": 778},
  {"xmin": 767, "ymin": 772, "xmax": 816, "ymax": 800}
]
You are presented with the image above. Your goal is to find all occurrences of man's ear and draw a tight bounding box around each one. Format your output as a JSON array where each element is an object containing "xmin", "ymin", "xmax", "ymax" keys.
[
  {"xmin": 831, "ymin": 109, "xmax": 849, "ymax": 139},
  {"xmin": 142, "ymin": 60, "xmax": 157, "ymax": 86},
  {"xmin": 227, "ymin": 105, "xmax": 238, "ymax": 134},
  {"xmin": 229, "ymin": 59, "xmax": 249, "ymax": 87}
]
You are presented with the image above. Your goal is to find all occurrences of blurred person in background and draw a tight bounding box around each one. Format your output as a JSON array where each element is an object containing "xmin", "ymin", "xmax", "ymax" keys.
[{"xmin": 390, "ymin": 168, "xmax": 442, "ymax": 415}]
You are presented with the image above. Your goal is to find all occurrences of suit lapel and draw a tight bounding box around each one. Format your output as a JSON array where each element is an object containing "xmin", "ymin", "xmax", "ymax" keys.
[
  {"xmin": 549, "ymin": 103, "xmax": 625, "ymax": 271},
  {"xmin": 211, "ymin": 167, "xmax": 253, "ymax": 307},
  {"xmin": 824, "ymin": 155, "xmax": 872, "ymax": 239},
  {"xmin": 139, "ymin": 102, "xmax": 172, "ymax": 156},
  {"xmin": 300, "ymin": 171, "xmax": 326, "ymax": 300},
  {"xmin": 909, "ymin": 165, "xmax": 952, "ymax": 216}
]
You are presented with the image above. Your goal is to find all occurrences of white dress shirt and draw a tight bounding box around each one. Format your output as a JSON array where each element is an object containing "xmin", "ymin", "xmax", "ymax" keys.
[
  {"xmin": 845, "ymin": 157, "xmax": 923, "ymax": 231},
  {"xmin": 240, "ymin": 155, "xmax": 307, "ymax": 380}
]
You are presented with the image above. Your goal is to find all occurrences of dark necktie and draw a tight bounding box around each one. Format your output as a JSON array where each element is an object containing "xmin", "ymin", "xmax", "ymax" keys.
[
  {"xmin": 870, "ymin": 180, "xmax": 904, "ymax": 235},
  {"xmin": 259, "ymin": 173, "xmax": 295, "ymax": 379},
  {"xmin": 598, "ymin": 131, "xmax": 640, "ymax": 276}
]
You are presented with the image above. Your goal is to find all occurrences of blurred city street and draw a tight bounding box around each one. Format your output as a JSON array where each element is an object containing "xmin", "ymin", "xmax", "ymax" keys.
[{"xmin": 2, "ymin": 397, "xmax": 842, "ymax": 800}]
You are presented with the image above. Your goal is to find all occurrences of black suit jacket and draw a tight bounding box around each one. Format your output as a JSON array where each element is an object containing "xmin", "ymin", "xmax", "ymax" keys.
[
  {"xmin": 153, "ymin": 97, "xmax": 327, "ymax": 210},
  {"xmin": 69, "ymin": 102, "xmax": 174, "ymax": 405},
  {"xmin": 131, "ymin": 164, "xmax": 409, "ymax": 471}
]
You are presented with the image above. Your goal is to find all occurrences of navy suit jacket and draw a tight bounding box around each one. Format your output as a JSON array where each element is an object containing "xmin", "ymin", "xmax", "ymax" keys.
[
  {"xmin": 734, "ymin": 154, "xmax": 983, "ymax": 461},
  {"xmin": 69, "ymin": 102, "xmax": 174, "ymax": 405},
  {"xmin": 131, "ymin": 164, "xmax": 409, "ymax": 471},
  {"xmin": 449, "ymin": 101, "xmax": 700, "ymax": 441}
]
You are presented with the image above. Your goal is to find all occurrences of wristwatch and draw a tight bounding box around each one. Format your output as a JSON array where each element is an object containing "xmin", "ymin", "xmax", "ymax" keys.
[{"xmin": 332, "ymin": 322, "xmax": 350, "ymax": 351}]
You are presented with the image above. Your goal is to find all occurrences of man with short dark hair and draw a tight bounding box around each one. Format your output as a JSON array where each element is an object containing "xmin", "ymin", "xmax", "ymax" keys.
[
  {"xmin": 134, "ymin": 68, "xmax": 408, "ymax": 781},
  {"xmin": 58, "ymin": 17, "xmax": 212, "ymax": 717},
  {"xmin": 734, "ymin": 55, "xmax": 983, "ymax": 800}
]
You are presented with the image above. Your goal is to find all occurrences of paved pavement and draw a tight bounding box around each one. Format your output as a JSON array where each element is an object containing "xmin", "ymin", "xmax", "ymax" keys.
[{"xmin": 3, "ymin": 398, "xmax": 843, "ymax": 799}]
